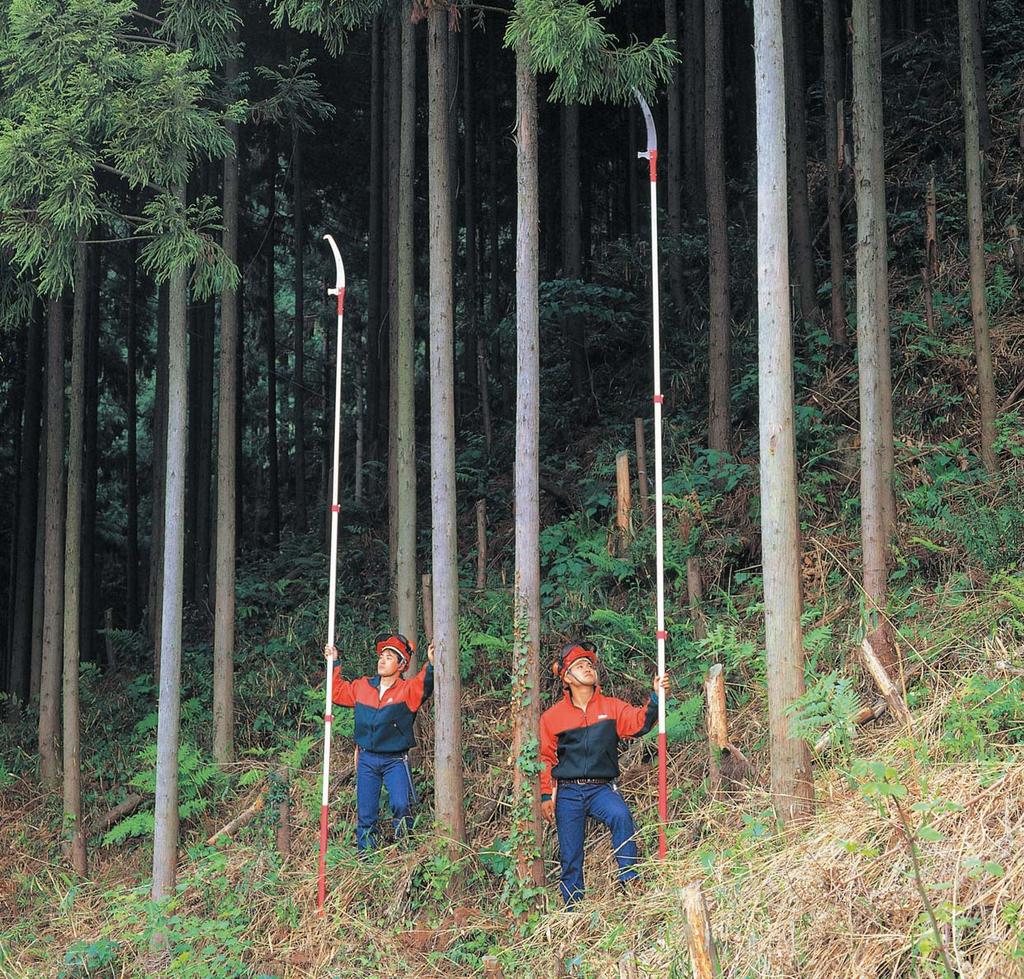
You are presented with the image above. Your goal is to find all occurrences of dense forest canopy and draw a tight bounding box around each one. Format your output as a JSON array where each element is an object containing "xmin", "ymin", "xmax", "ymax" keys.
[{"xmin": 1, "ymin": 0, "xmax": 1023, "ymax": 974}]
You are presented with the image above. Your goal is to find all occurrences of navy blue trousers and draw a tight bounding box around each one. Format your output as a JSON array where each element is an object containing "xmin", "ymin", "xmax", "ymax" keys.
[
  {"xmin": 355, "ymin": 749, "xmax": 416, "ymax": 851},
  {"xmin": 554, "ymin": 781, "xmax": 638, "ymax": 906}
]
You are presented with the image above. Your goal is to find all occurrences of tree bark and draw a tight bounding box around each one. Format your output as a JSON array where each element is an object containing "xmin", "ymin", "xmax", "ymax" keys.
[
  {"xmin": 512, "ymin": 42, "xmax": 544, "ymax": 886},
  {"xmin": 213, "ymin": 29, "xmax": 240, "ymax": 766},
  {"xmin": 958, "ymin": 0, "xmax": 997, "ymax": 475},
  {"xmin": 395, "ymin": 4, "xmax": 419, "ymax": 646},
  {"xmin": 152, "ymin": 212, "xmax": 189, "ymax": 908},
  {"xmin": 149, "ymin": 286, "xmax": 169, "ymax": 673},
  {"xmin": 80, "ymin": 244, "xmax": 100, "ymax": 665},
  {"xmin": 683, "ymin": 0, "xmax": 706, "ymax": 218},
  {"xmin": 823, "ymin": 0, "xmax": 847, "ymax": 346},
  {"xmin": 706, "ymin": 0, "xmax": 731, "ymax": 453},
  {"xmin": 753, "ymin": 0, "xmax": 815, "ymax": 827},
  {"xmin": 39, "ymin": 297, "xmax": 65, "ymax": 786},
  {"xmin": 264, "ymin": 140, "xmax": 281, "ymax": 548},
  {"xmin": 9, "ymin": 302, "xmax": 43, "ymax": 701},
  {"xmin": 428, "ymin": 3, "xmax": 466, "ymax": 846},
  {"xmin": 783, "ymin": 0, "xmax": 816, "ymax": 323},
  {"xmin": 62, "ymin": 242, "xmax": 88, "ymax": 875},
  {"xmin": 966, "ymin": 0, "xmax": 990, "ymax": 153},
  {"xmin": 665, "ymin": 0, "xmax": 684, "ymax": 312},
  {"xmin": 126, "ymin": 245, "xmax": 140, "ymax": 629},
  {"xmin": 292, "ymin": 124, "xmax": 307, "ymax": 532},
  {"xmin": 853, "ymin": 0, "xmax": 898, "ymax": 671}
]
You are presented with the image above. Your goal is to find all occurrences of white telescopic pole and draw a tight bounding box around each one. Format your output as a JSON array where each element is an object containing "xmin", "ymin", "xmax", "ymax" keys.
[
  {"xmin": 635, "ymin": 92, "xmax": 668, "ymax": 861},
  {"xmin": 318, "ymin": 234, "xmax": 346, "ymax": 912}
]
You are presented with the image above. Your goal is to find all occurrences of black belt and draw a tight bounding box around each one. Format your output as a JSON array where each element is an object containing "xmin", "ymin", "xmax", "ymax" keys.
[{"xmin": 558, "ymin": 778, "xmax": 611, "ymax": 785}]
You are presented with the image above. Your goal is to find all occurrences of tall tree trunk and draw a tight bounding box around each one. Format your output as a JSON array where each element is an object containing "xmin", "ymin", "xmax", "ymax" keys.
[
  {"xmin": 39, "ymin": 297, "xmax": 65, "ymax": 786},
  {"xmin": 706, "ymin": 0, "xmax": 731, "ymax": 453},
  {"xmin": 753, "ymin": 0, "xmax": 815, "ymax": 827},
  {"xmin": 126, "ymin": 245, "xmax": 140, "ymax": 629},
  {"xmin": 265, "ymin": 142, "xmax": 281, "ymax": 547},
  {"xmin": 194, "ymin": 297, "xmax": 214, "ymax": 604},
  {"xmin": 561, "ymin": 103, "xmax": 588, "ymax": 398},
  {"xmin": 853, "ymin": 0, "xmax": 897, "ymax": 672},
  {"xmin": 823, "ymin": 0, "xmax": 847, "ymax": 347},
  {"xmin": 152, "ymin": 212, "xmax": 189, "ymax": 911},
  {"xmin": 665, "ymin": 0, "xmax": 684, "ymax": 312},
  {"xmin": 292, "ymin": 124, "xmax": 307, "ymax": 532},
  {"xmin": 387, "ymin": 13, "xmax": 401, "ymax": 599},
  {"xmin": 395, "ymin": 5, "xmax": 418, "ymax": 646},
  {"xmin": 967, "ymin": 0, "xmax": 990, "ymax": 153},
  {"xmin": 512, "ymin": 43, "xmax": 544, "ymax": 887},
  {"xmin": 428, "ymin": 3, "xmax": 466, "ymax": 846},
  {"xmin": 10, "ymin": 302, "xmax": 43, "ymax": 700},
  {"xmin": 783, "ymin": 0, "xmax": 816, "ymax": 322},
  {"xmin": 214, "ymin": 29, "xmax": 240, "ymax": 766},
  {"xmin": 682, "ymin": 0, "xmax": 706, "ymax": 219},
  {"xmin": 80, "ymin": 244, "xmax": 100, "ymax": 664},
  {"xmin": 958, "ymin": 0, "xmax": 997, "ymax": 474},
  {"xmin": 63, "ymin": 243, "xmax": 88, "ymax": 875},
  {"xmin": 30, "ymin": 377, "xmax": 48, "ymax": 701},
  {"xmin": 149, "ymin": 286, "xmax": 169, "ymax": 673}
]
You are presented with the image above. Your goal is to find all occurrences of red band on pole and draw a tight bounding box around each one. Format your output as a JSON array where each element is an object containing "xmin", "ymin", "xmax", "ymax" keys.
[
  {"xmin": 330, "ymin": 504, "xmax": 340, "ymax": 513},
  {"xmin": 324, "ymin": 714, "xmax": 333, "ymax": 723},
  {"xmin": 653, "ymin": 394, "xmax": 664, "ymax": 404},
  {"xmin": 656, "ymin": 630, "xmax": 668, "ymax": 640},
  {"xmin": 648, "ymin": 148, "xmax": 658, "ymax": 183},
  {"xmin": 337, "ymin": 287, "xmax": 345, "ymax": 316}
]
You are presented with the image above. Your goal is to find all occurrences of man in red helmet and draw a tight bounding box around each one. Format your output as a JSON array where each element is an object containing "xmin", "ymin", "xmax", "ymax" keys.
[
  {"xmin": 539, "ymin": 641, "xmax": 670, "ymax": 906},
  {"xmin": 324, "ymin": 633, "xmax": 433, "ymax": 852}
]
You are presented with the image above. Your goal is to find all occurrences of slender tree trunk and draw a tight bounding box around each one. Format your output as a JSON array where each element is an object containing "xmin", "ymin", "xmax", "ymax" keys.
[
  {"xmin": 62, "ymin": 243, "xmax": 88, "ymax": 875},
  {"xmin": 463, "ymin": 20, "xmax": 479, "ymax": 425},
  {"xmin": 683, "ymin": 0, "xmax": 706, "ymax": 219},
  {"xmin": 39, "ymin": 297, "xmax": 65, "ymax": 786},
  {"xmin": 213, "ymin": 30, "xmax": 240, "ymax": 766},
  {"xmin": 126, "ymin": 246, "xmax": 140, "ymax": 629},
  {"xmin": 30, "ymin": 384, "xmax": 48, "ymax": 701},
  {"xmin": 967, "ymin": 0, "xmax": 990, "ymax": 153},
  {"xmin": 387, "ymin": 13, "xmax": 401, "ymax": 600},
  {"xmin": 512, "ymin": 42, "xmax": 544, "ymax": 887},
  {"xmin": 561, "ymin": 103, "xmax": 588, "ymax": 397},
  {"xmin": 666, "ymin": 0, "xmax": 684, "ymax": 312},
  {"xmin": 10, "ymin": 303, "xmax": 43, "ymax": 701},
  {"xmin": 292, "ymin": 124, "xmax": 307, "ymax": 532},
  {"xmin": 753, "ymin": 0, "xmax": 815, "ymax": 827},
  {"xmin": 706, "ymin": 0, "xmax": 731, "ymax": 453},
  {"xmin": 428, "ymin": 4, "xmax": 466, "ymax": 846},
  {"xmin": 395, "ymin": 5, "xmax": 418, "ymax": 645},
  {"xmin": 194, "ymin": 298, "xmax": 214, "ymax": 604},
  {"xmin": 152, "ymin": 205, "xmax": 190, "ymax": 911},
  {"xmin": 958, "ymin": 0, "xmax": 997, "ymax": 474},
  {"xmin": 265, "ymin": 143, "xmax": 281, "ymax": 547},
  {"xmin": 783, "ymin": 0, "xmax": 816, "ymax": 323},
  {"xmin": 823, "ymin": 0, "xmax": 847, "ymax": 347},
  {"xmin": 149, "ymin": 286, "xmax": 169, "ymax": 673},
  {"xmin": 853, "ymin": 0, "xmax": 897, "ymax": 672}
]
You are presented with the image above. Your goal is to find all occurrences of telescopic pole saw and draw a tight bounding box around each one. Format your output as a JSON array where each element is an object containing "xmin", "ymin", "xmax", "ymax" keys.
[
  {"xmin": 635, "ymin": 91, "xmax": 668, "ymax": 861},
  {"xmin": 318, "ymin": 234, "xmax": 346, "ymax": 913}
]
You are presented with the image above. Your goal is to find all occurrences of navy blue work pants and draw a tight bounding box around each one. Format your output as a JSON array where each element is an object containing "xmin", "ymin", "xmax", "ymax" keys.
[
  {"xmin": 355, "ymin": 749, "xmax": 416, "ymax": 851},
  {"xmin": 554, "ymin": 781, "xmax": 638, "ymax": 906}
]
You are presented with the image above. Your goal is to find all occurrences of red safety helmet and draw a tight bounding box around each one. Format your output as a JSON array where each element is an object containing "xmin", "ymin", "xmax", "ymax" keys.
[
  {"xmin": 552, "ymin": 640, "xmax": 598, "ymax": 681},
  {"xmin": 375, "ymin": 632, "xmax": 415, "ymax": 670}
]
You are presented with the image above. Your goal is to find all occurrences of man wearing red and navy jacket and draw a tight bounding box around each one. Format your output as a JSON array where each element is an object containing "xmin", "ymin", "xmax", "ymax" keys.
[
  {"xmin": 325, "ymin": 633, "xmax": 433, "ymax": 852},
  {"xmin": 539, "ymin": 641, "xmax": 670, "ymax": 906}
]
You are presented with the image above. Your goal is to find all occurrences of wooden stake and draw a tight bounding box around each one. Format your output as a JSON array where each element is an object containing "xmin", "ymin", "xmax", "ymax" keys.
[
  {"xmin": 422, "ymin": 572, "xmax": 433, "ymax": 643},
  {"xmin": 857, "ymin": 638, "xmax": 911, "ymax": 725},
  {"xmin": 634, "ymin": 418, "xmax": 650, "ymax": 521},
  {"xmin": 475, "ymin": 500, "xmax": 487, "ymax": 591},
  {"xmin": 482, "ymin": 956, "xmax": 505, "ymax": 979},
  {"xmin": 687, "ymin": 556, "xmax": 706, "ymax": 640},
  {"xmin": 680, "ymin": 882, "xmax": 720, "ymax": 978},
  {"xmin": 705, "ymin": 664, "xmax": 727, "ymax": 797},
  {"xmin": 615, "ymin": 450, "xmax": 632, "ymax": 555},
  {"xmin": 1008, "ymin": 224, "xmax": 1024, "ymax": 276},
  {"xmin": 103, "ymin": 607, "xmax": 116, "ymax": 672},
  {"xmin": 925, "ymin": 177, "xmax": 939, "ymax": 277},
  {"xmin": 618, "ymin": 950, "xmax": 639, "ymax": 979}
]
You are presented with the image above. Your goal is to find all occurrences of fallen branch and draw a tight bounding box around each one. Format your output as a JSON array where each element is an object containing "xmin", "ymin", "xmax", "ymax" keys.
[
  {"xmin": 857, "ymin": 638, "xmax": 912, "ymax": 725},
  {"xmin": 207, "ymin": 792, "xmax": 266, "ymax": 845},
  {"xmin": 814, "ymin": 699, "xmax": 887, "ymax": 753},
  {"xmin": 87, "ymin": 793, "xmax": 146, "ymax": 838}
]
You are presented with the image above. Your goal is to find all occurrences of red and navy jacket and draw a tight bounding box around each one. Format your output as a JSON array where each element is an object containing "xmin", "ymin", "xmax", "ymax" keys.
[
  {"xmin": 539, "ymin": 686, "xmax": 657, "ymax": 800},
  {"xmin": 331, "ymin": 663, "xmax": 433, "ymax": 754}
]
